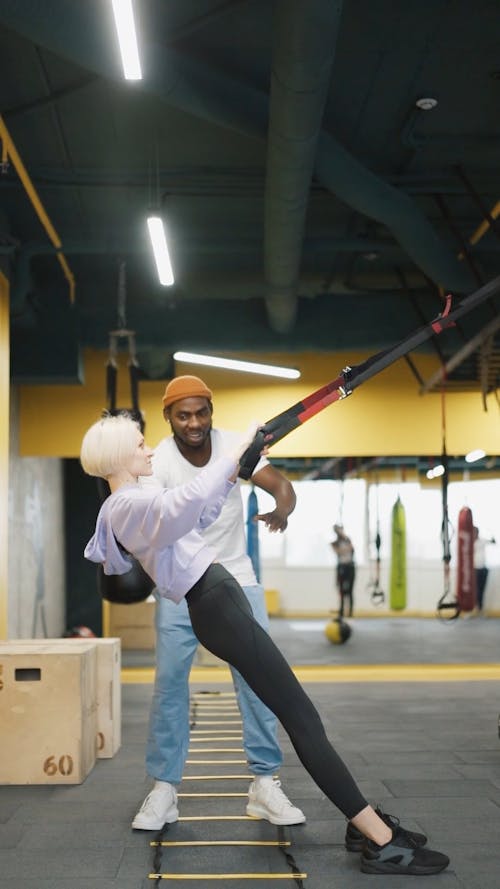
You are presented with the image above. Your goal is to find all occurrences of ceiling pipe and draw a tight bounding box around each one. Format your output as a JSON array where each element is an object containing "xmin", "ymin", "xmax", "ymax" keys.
[
  {"xmin": 11, "ymin": 241, "xmax": 427, "ymax": 318},
  {"xmin": 0, "ymin": 1, "xmax": 475, "ymax": 330},
  {"xmin": 264, "ymin": 0, "xmax": 344, "ymax": 332},
  {"xmin": 0, "ymin": 113, "xmax": 75, "ymax": 302},
  {"xmin": 313, "ymin": 133, "xmax": 475, "ymax": 297},
  {"xmin": 8, "ymin": 241, "xmax": 145, "ymax": 315},
  {"xmin": 419, "ymin": 314, "xmax": 500, "ymax": 394}
]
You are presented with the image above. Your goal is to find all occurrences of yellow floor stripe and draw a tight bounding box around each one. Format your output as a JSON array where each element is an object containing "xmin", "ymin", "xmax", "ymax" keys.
[
  {"xmin": 189, "ymin": 736, "xmax": 243, "ymax": 742},
  {"xmin": 153, "ymin": 841, "xmax": 290, "ymax": 847},
  {"xmin": 191, "ymin": 711, "xmax": 240, "ymax": 716},
  {"xmin": 178, "ymin": 792, "xmax": 247, "ymax": 798},
  {"xmin": 191, "ymin": 695, "xmax": 238, "ymax": 713},
  {"xmin": 190, "ymin": 708, "xmax": 240, "ymax": 713},
  {"xmin": 191, "ymin": 701, "xmax": 238, "ymax": 706},
  {"xmin": 186, "ymin": 759, "xmax": 246, "ymax": 764},
  {"xmin": 122, "ymin": 663, "xmax": 500, "ymax": 684},
  {"xmin": 178, "ymin": 816, "xmax": 254, "ymax": 821},
  {"xmin": 191, "ymin": 720, "xmax": 242, "ymax": 726},
  {"xmin": 191, "ymin": 720, "xmax": 241, "ymax": 735},
  {"xmin": 188, "ymin": 748, "xmax": 244, "ymax": 753},
  {"xmin": 181, "ymin": 774, "xmax": 249, "ymax": 780},
  {"xmin": 149, "ymin": 873, "xmax": 307, "ymax": 880}
]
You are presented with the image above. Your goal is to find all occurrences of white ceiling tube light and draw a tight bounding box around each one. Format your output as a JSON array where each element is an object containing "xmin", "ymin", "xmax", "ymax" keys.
[
  {"xmin": 111, "ymin": 0, "xmax": 142, "ymax": 80},
  {"xmin": 173, "ymin": 352, "xmax": 301, "ymax": 379},
  {"xmin": 465, "ymin": 449, "xmax": 486, "ymax": 463},
  {"xmin": 426, "ymin": 464, "xmax": 445, "ymax": 480},
  {"xmin": 147, "ymin": 216, "xmax": 174, "ymax": 286}
]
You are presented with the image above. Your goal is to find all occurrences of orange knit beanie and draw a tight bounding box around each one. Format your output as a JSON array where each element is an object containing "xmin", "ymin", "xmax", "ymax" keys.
[{"xmin": 162, "ymin": 375, "xmax": 213, "ymax": 409}]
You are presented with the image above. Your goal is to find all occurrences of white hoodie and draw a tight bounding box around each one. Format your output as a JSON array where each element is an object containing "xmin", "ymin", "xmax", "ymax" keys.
[{"xmin": 84, "ymin": 455, "xmax": 236, "ymax": 603}]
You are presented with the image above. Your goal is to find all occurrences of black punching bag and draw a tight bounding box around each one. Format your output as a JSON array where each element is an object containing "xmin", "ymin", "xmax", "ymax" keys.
[{"xmin": 96, "ymin": 561, "xmax": 155, "ymax": 604}]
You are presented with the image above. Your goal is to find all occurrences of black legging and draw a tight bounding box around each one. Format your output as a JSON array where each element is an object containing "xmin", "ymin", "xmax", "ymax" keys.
[
  {"xmin": 475, "ymin": 567, "xmax": 488, "ymax": 610},
  {"xmin": 337, "ymin": 563, "xmax": 355, "ymax": 617},
  {"xmin": 186, "ymin": 563, "xmax": 367, "ymax": 820}
]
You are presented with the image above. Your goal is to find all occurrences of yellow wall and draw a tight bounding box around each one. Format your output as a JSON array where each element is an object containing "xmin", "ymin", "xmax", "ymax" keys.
[
  {"xmin": 19, "ymin": 348, "xmax": 499, "ymax": 458},
  {"xmin": 0, "ymin": 272, "xmax": 9, "ymax": 639}
]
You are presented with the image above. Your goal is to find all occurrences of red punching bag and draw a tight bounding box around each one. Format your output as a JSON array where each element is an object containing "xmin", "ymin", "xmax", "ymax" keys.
[{"xmin": 456, "ymin": 507, "xmax": 476, "ymax": 612}]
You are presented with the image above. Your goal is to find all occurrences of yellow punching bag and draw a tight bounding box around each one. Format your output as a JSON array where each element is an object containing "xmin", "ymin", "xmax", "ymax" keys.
[{"xmin": 389, "ymin": 496, "xmax": 407, "ymax": 610}]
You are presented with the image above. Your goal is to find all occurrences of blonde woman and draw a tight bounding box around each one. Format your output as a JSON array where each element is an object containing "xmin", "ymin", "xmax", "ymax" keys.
[{"xmin": 81, "ymin": 413, "xmax": 448, "ymax": 877}]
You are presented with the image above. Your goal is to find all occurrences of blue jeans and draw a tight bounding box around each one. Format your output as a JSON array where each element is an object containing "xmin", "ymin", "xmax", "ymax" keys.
[{"xmin": 145, "ymin": 584, "xmax": 282, "ymax": 784}]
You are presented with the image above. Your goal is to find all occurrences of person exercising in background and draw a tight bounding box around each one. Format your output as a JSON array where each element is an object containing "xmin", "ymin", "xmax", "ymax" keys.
[
  {"xmin": 331, "ymin": 524, "xmax": 355, "ymax": 618},
  {"xmin": 473, "ymin": 526, "xmax": 496, "ymax": 614},
  {"xmin": 132, "ymin": 375, "xmax": 304, "ymax": 831}
]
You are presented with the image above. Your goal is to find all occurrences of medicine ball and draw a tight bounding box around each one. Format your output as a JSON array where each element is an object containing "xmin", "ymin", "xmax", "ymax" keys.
[
  {"xmin": 97, "ymin": 559, "xmax": 155, "ymax": 604},
  {"xmin": 324, "ymin": 617, "xmax": 352, "ymax": 645}
]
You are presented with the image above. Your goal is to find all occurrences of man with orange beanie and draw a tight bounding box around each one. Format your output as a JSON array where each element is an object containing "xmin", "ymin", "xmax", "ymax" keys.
[{"xmin": 132, "ymin": 375, "xmax": 304, "ymax": 831}]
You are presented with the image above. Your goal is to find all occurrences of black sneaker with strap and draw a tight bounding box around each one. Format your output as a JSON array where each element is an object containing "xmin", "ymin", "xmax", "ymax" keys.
[
  {"xmin": 360, "ymin": 826, "xmax": 449, "ymax": 876},
  {"xmin": 345, "ymin": 806, "xmax": 427, "ymax": 852}
]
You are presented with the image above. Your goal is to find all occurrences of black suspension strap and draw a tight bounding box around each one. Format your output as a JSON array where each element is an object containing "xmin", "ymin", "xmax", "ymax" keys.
[
  {"xmin": 104, "ymin": 260, "xmax": 145, "ymax": 430},
  {"xmin": 437, "ymin": 375, "xmax": 460, "ymax": 620},
  {"xmin": 95, "ymin": 264, "xmax": 155, "ymax": 604},
  {"xmin": 105, "ymin": 330, "xmax": 144, "ymax": 428},
  {"xmin": 368, "ymin": 475, "xmax": 385, "ymax": 606},
  {"xmin": 238, "ymin": 275, "xmax": 500, "ymax": 479}
]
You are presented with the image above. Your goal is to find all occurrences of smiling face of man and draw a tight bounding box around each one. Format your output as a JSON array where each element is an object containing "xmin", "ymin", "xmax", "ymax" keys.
[{"xmin": 166, "ymin": 396, "xmax": 213, "ymax": 456}]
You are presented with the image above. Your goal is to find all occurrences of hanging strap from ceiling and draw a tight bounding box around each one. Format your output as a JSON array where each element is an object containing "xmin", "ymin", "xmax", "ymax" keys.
[
  {"xmin": 238, "ymin": 274, "xmax": 500, "ymax": 480},
  {"xmin": 368, "ymin": 475, "xmax": 385, "ymax": 606},
  {"xmin": 436, "ymin": 374, "xmax": 460, "ymax": 620},
  {"xmin": 105, "ymin": 260, "xmax": 144, "ymax": 429}
]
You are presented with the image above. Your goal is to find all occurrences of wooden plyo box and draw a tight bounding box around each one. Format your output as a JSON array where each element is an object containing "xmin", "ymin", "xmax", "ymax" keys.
[
  {"xmin": 7, "ymin": 639, "xmax": 121, "ymax": 759},
  {"xmin": 0, "ymin": 642, "xmax": 97, "ymax": 785},
  {"xmin": 107, "ymin": 599, "xmax": 156, "ymax": 650},
  {"xmin": 89, "ymin": 637, "xmax": 121, "ymax": 758}
]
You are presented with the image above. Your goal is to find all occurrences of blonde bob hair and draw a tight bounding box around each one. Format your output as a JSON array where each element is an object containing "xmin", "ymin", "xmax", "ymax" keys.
[{"xmin": 80, "ymin": 413, "xmax": 141, "ymax": 479}]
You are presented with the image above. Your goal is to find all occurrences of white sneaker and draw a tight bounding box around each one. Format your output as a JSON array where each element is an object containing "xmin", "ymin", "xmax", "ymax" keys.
[
  {"xmin": 246, "ymin": 777, "xmax": 306, "ymax": 825},
  {"xmin": 132, "ymin": 782, "xmax": 179, "ymax": 830}
]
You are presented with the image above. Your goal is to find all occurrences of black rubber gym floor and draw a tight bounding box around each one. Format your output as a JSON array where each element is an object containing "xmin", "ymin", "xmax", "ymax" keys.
[{"xmin": 2, "ymin": 617, "xmax": 500, "ymax": 888}]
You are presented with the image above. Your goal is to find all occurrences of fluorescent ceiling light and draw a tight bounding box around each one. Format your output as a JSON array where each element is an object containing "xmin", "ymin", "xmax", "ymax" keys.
[
  {"xmin": 173, "ymin": 351, "xmax": 301, "ymax": 379},
  {"xmin": 465, "ymin": 448, "xmax": 486, "ymax": 463},
  {"xmin": 426, "ymin": 464, "xmax": 445, "ymax": 479},
  {"xmin": 147, "ymin": 216, "xmax": 174, "ymax": 286},
  {"xmin": 111, "ymin": 0, "xmax": 142, "ymax": 80}
]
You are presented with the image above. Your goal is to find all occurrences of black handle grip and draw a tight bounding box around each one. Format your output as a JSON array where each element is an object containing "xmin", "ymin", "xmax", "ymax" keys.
[
  {"xmin": 238, "ymin": 429, "xmax": 267, "ymax": 480},
  {"xmin": 437, "ymin": 599, "xmax": 461, "ymax": 621}
]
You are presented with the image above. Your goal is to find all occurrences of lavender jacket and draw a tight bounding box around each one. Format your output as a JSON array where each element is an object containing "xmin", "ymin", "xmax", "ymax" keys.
[{"xmin": 84, "ymin": 455, "xmax": 237, "ymax": 603}]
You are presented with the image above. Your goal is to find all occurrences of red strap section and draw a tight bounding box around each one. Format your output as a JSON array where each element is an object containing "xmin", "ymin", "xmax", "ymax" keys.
[
  {"xmin": 299, "ymin": 374, "xmax": 344, "ymax": 410},
  {"xmin": 431, "ymin": 293, "xmax": 454, "ymax": 333},
  {"xmin": 297, "ymin": 387, "xmax": 344, "ymax": 423}
]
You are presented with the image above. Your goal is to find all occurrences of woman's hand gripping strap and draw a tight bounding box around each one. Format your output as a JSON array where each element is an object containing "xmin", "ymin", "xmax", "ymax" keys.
[{"xmin": 238, "ymin": 428, "xmax": 269, "ymax": 480}]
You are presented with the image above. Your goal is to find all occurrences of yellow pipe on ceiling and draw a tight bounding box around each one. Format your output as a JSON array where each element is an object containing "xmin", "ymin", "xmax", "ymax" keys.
[
  {"xmin": 0, "ymin": 114, "xmax": 75, "ymax": 303},
  {"xmin": 458, "ymin": 198, "xmax": 500, "ymax": 259}
]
